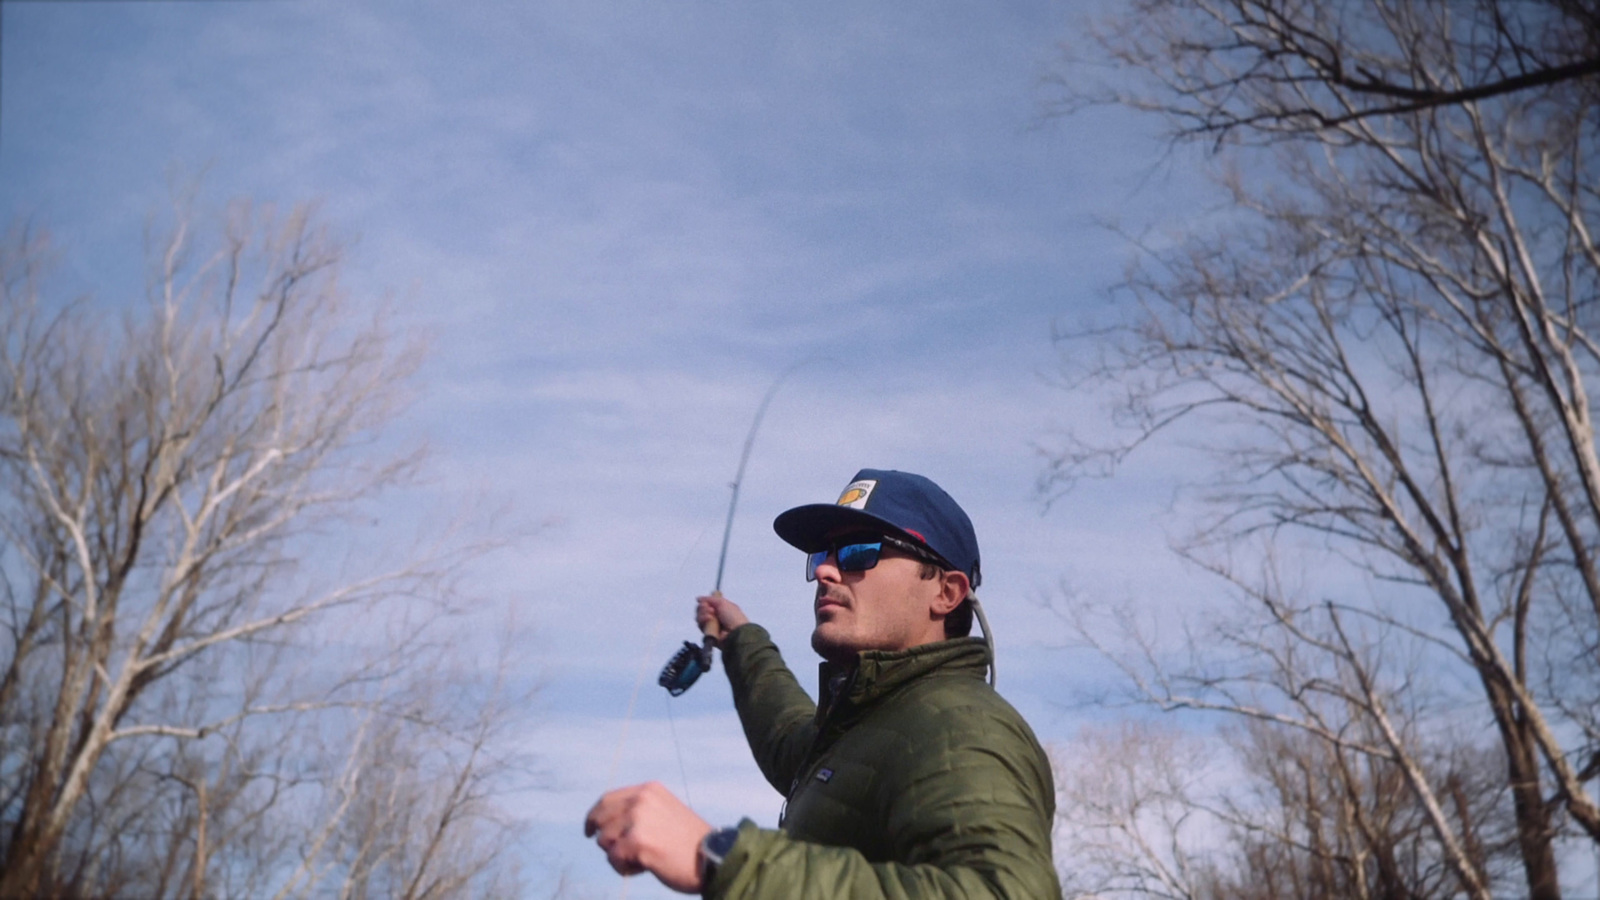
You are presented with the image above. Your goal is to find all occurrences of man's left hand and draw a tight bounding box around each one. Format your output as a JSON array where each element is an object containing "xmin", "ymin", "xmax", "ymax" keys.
[{"xmin": 583, "ymin": 781, "xmax": 713, "ymax": 893}]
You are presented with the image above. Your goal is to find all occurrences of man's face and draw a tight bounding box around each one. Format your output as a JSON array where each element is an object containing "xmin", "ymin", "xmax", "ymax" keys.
[{"xmin": 809, "ymin": 531, "xmax": 949, "ymax": 665}]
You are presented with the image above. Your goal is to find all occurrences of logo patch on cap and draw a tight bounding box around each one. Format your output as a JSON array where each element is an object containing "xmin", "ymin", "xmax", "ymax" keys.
[{"xmin": 836, "ymin": 479, "xmax": 877, "ymax": 510}]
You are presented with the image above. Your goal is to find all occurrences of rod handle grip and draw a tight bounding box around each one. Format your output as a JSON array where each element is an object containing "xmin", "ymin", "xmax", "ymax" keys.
[{"xmin": 700, "ymin": 590, "xmax": 726, "ymax": 644}]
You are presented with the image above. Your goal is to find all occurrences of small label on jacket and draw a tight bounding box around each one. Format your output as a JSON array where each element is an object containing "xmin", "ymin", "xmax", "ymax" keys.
[{"xmin": 815, "ymin": 768, "xmax": 834, "ymax": 782}]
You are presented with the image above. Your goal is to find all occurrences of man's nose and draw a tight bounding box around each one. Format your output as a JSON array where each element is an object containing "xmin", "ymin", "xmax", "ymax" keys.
[{"xmin": 812, "ymin": 550, "xmax": 843, "ymax": 582}]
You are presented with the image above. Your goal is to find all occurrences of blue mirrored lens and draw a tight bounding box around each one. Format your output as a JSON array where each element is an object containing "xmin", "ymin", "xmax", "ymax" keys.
[
  {"xmin": 806, "ymin": 542, "xmax": 884, "ymax": 580},
  {"xmin": 837, "ymin": 543, "xmax": 882, "ymax": 571}
]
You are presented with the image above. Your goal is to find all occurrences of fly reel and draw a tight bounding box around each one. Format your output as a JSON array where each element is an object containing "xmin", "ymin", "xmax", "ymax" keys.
[{"xmin": 658, "ymin": 638, "xmax": 714, "ymax": 696}]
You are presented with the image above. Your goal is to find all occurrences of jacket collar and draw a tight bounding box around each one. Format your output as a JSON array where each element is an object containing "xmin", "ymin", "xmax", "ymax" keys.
[{"xmin": 816, "ymin": 636, "xmax": 991, "ymax": 724}]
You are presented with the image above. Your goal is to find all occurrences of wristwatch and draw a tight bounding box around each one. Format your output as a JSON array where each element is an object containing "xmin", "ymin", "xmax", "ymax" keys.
[{"xmin": 698, "ymin": 825, "xmax": 740, "ymax": 891}]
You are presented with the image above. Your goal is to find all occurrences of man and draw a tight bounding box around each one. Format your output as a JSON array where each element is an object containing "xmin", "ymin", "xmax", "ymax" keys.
[{"xmin": 584, "ymin": 469, "xmax": 1060, "ymax": 898}]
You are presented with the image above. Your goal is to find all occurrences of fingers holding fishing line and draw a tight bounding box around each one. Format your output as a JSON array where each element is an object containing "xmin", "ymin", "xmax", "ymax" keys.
[
  {"xmin": 697, "ymin": 593, "xmax": 749, "ymax": 646},
  {"xmin": 583, "ymin": 782, "xmax": 712, "ymax": 892}
]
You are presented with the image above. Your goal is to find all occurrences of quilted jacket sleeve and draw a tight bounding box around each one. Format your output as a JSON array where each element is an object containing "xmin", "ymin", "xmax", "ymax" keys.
[{"xmin": 719, "ymin": 625, "xmax": 818, "ymax": 795}]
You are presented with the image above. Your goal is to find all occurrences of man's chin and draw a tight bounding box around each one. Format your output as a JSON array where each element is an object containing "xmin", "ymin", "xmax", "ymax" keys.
[{"xmin": 810, "ymin": 625, "xmax": 856, "ymax": 663}]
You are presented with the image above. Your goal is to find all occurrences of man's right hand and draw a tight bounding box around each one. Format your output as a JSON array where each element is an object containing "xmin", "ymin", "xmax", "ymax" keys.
[
  {"xmin": 583, "ymin": 782, "xmax": 712, "ymax": 893},
  {"xmin": 697, "ymin": 593, "xmax": 750, "ymax": 646}
]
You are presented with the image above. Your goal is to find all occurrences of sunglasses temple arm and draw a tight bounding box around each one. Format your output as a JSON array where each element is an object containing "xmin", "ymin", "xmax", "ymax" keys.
[{"xmin": 970, "ymin": 595, "xmax": 995, "ymax": 688}]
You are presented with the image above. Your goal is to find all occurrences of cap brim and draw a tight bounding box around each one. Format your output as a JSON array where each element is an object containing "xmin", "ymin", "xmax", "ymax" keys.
[{"xmin": 773, "ymin": 504, "xmax": 925, "ymax": 553}]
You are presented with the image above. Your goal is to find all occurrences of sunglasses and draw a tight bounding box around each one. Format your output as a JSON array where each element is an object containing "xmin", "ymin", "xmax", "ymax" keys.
[{"xmin": 805, "ymin": 534, "xmax": 946, "ymax": 581}]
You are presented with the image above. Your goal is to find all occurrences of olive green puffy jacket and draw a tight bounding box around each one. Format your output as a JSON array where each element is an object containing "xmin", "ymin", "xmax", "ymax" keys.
[{"xmin": 706, "ymin": 624, "xmax": 1060, "ymax": 899}]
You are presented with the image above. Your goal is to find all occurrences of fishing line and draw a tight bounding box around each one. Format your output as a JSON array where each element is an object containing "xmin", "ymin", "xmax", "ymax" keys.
[
  {"xmin": 604, "ymin": 360, "xmax": 816, "ymax": 900},
  {"xmin": 603, "ymin": 521, "xmax": 710, "ymax": 899},
  {"xmin": 664, "ymin": 693, "xmax": 693, "ymax": 808},
  {"xmin": 603, "ymin": 522, "xmax": 709, "ymax": 793}
]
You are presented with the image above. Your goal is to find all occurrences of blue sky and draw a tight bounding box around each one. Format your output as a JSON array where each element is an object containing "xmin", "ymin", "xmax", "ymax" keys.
[{"xmin": 1, "ymin": 2, "xmax": 1218, "ymax": 896}]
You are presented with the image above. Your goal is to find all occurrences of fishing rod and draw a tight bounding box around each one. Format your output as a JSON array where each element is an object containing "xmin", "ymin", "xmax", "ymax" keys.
[{"xmin": 658, "ymin": 362, "xmax": 810, "ymax": 696}]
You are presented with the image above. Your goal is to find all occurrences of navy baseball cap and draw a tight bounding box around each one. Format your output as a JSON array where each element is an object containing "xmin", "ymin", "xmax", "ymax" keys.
[{"xmin": 773, "ymin": 469, "xmax": 981, "ymax": 588}]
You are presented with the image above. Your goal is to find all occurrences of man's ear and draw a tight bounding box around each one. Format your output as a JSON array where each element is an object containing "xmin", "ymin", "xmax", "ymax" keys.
[{"xmin": 930, "ymin": 570, "xmax": 970, "ymax": 617}]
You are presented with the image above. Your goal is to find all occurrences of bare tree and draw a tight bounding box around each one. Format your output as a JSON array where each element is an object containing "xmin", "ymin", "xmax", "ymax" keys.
[
  {"xmin": 1054, "ymin": 722, "xmax": 1216, "ymax": 900},
  {"xmin": 0, "ymin": 198, "xmax": 526, "ymax": 898},
  {"xmin": 1210, "ymin": 720, "xmax": 1519, "ymax": 900},
  {"xmin": 1055, "ymin": 585, "xmax": 1525, "ymax": 900},
  {"xmin": 1054, "ymin": 0, "xmax": 1600, "ymax": 135},
  {"xmin": 1047, "ymin": 1, "xmax": 1600, "ymax": 897},
  {"xmin": 272, "ymin": 633, "xmax": 529, "ymax": 900}
]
